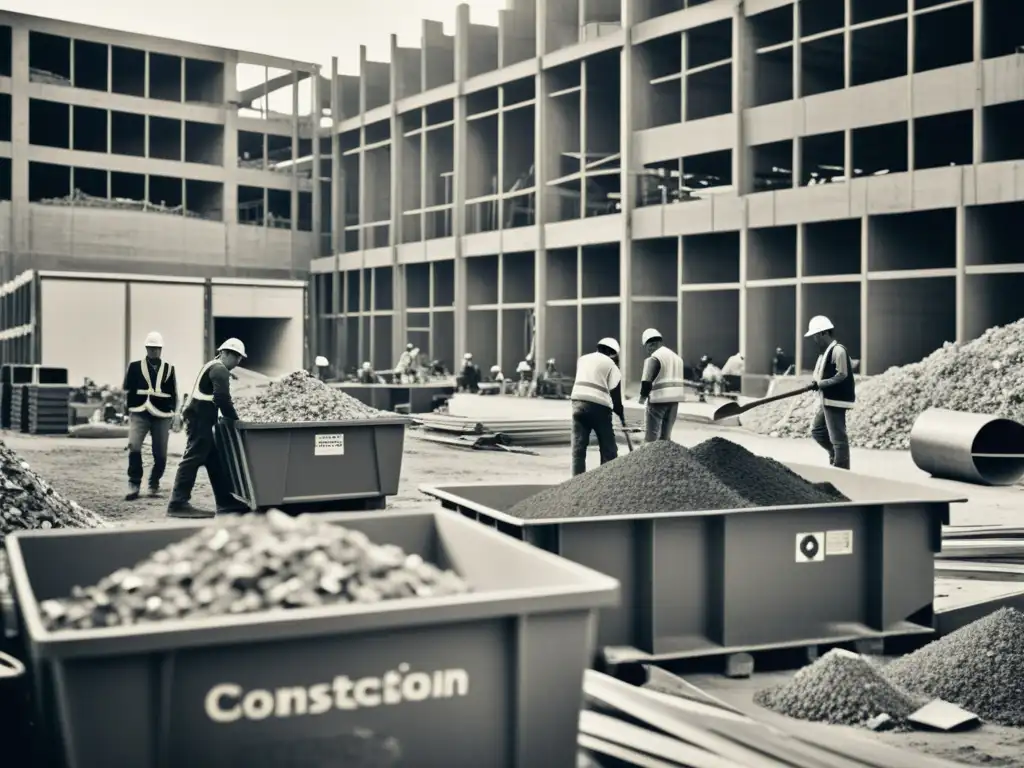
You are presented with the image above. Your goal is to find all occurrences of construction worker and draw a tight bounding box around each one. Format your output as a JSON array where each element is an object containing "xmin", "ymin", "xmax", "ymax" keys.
[
  {"xmin": 515, "ymin": 358, "xmax": 532, "ymax": 396},
  {"xmin": 457, "ymin": 352, "xmax": 481, "ymax": 393},
  {"xmin": 395, "ymin": 343, "xmax": 415, "ymax": 383},
  {"xmin": 358, "ymin": 361, "xmax": 380, "ymax": 384},
  {"xmin": 166, "ymin": 338, "xmax": 248, "ymax": 519},
  {"xmin": 122, "ymin": 331, "xmax": 177, "ymax": 500},
  {"xmin": 721, "ymin": 351, "xmax": 744, "ymax": 393},
  {"xmin": 638, "ymin": 328, "xmax": 687, "ymax": 443},
  {"xmin": 314, "ymin": 355, "xmax": 330, "ymax": 380},
  {"xmin": 773, "ymin": 346, "xmax": 793, "ymax": 376},
  {"xmin": 570, "ymin": 338, "xmax": 624, "ymax": 476},
  {"xmin": 806, "ymin": 315, "xmax": 855, "ymax": 470}
]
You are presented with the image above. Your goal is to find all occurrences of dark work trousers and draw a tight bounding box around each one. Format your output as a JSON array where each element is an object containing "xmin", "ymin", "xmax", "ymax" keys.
[
  {"xmin": 571, "ymin": 400, "xmax": 619, "ymax": 476},
  {"xmin": 127, "ymin": 412, "xmax": 171, "ymax": 488},
  {"xmin": 169, "ymin": 417, "xmax": 235, "ymax": 508},
  {"xmin": 644, "ymin": 402, "xmax": 679, "ymax": 443},
  {"xmin": 811, "ymin": 404, "xmax": 850, "ymax": 470}
]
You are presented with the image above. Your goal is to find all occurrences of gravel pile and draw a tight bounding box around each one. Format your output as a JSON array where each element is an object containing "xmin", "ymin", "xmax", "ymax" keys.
[
  {"xmin": 882, "ymin": 607, "xmax": 1024, "ymax": 725},
  {"xmin": 507, "ymin": 441, "xmax": 752, "ymax": 519},
  {"xmin": 39, "ymin": 510, "xmax": 471, "ymax": 631},
  {"xmin": 234, "ymin": 370, "xmax": 394, "ymax": 423},
  {"xmin": 0, "ymin": 441, "xmax": 107, "ymax": 544},
  {"xmin": 690, "ymin": 437, "xmax": 849, "ymax": 506},
  {"xmin": 755, "ymin": 649, "xmax": 921, "ymax": 727},
  {"xmin": 742, "ymin": 317, "xmax": 1024, "ymax": 450}
]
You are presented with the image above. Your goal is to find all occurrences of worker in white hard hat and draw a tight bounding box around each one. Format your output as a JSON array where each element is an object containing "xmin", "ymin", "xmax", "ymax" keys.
[
  {"xmin": 358, "ymin": 361, "xmax": 380, "ymax": 384},
  {"xmin": 638, "ymin": 328, "xmax": 687, "ymax": 443},
  {"xmin": 167, "ymin": 337, "xmax": 248, "ymax": 518},
  {"xmin": 122, "ymin": 331, "xmax": 178, "ymax": 501},
  {"xmin": 569, "ymin": 337, "xmax": 625, "ymax": 476},
  {"xmin": 457, "ymin": 352, "xmax": 481, "ymax": 393},
  {"xmin": 805, "ymin": 315, "xmax": 855, "ymax": 470},
  {"xmin": 313, "ymin": 355, "xmax": 330, "ymax": 381}
]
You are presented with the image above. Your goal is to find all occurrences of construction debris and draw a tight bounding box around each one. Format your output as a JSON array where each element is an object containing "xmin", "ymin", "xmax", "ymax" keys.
[
  {"xmin": 883, "ymin": 607, "xmax": 1024, "ymax": 726},
  {"xmin": 0, "ymin": 441, "xmax": 107, "ymax": 544},
  {"xmin": 743, "ymin": 317, "xmax": 1024, "ymax": 450},
  {"xmin": 690, "ymin": 437, "xmax": 849, "ymax": 506},
  {"xmin": 754, "ymin": 649, "xmax": 922, "ymax": 728},
  {"xmin": 234, "ymin": 371, "xmax": 394, "ymax": 423},
  {"xmin": 38, "ymin": 510, "xmax": 471, "ymax": 632},
  {"xmin": 414, "ymin": 412, "xmax": 642, "ymax": 449},
  {"xmin": 506, "ymin": 441, "xmax": 752, "ymax": 520},
  {"xmin": 35, "ymin": 189, "xmax": 205, "ymax": 218}
]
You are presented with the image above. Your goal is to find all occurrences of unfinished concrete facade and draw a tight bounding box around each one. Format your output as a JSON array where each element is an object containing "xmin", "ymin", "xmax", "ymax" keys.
[
  {"xmin": 0, "ymin": 11, "xmax": 327, "ymax": 282},
  {"xmin": 310, "ymin": 0, "xmax": 1024, "ymax": 387}
]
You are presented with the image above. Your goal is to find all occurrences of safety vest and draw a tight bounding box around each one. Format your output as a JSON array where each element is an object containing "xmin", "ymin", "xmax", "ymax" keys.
[
  {"xmin": 814, "ymin": 341, "xmax": 856, "ymax": 409},
  {"xmin": 570, "ymin": 352, "xmax": 621, "ymax": 409},
  {"xmin": 129, "ymin": 360, "xmax": 175, "ymax": 418},
  {"xmin": 187, "ymin": 359, "xmax": 220, "ymax": 405},
  {"xmin": 648, "ymin": 346, "xmax": 687, "ymax": 404}
]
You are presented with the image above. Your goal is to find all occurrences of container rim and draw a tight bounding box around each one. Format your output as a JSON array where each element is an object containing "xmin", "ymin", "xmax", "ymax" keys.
[
  {"xmin": 418, "ymin": 461, "xmax": 967, "ymax": 527},
  {"xmin": 234, "ymin": 417, "xmax": 411, "ymax": 430},
  {"xmin": 5, "ymin": 509, "xmax": 620, "ymax": 659}
]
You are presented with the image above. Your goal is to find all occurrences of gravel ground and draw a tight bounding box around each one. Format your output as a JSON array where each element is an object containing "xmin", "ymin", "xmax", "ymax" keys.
[{"xmin": 4, "ymin": 394, "xmax": 1024, "ymax": 765}]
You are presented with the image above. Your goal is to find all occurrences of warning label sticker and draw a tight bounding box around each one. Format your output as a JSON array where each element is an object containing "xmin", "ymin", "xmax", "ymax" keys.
[
  {"xmin": 795, "ymin": 532, "xmax": 825, "ymax": 563},
  {"xmin": 314, "ymin": 434, "xmax": 345, "ymax": 456},
  {"xmin": 825, "ymin": 529, "xmax": 854, "ymax": 556}
]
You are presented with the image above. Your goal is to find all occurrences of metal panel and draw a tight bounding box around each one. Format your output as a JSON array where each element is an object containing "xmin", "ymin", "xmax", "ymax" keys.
[
  {"xmin": 40, "ymin": 278, "xmax": 126, "ymax": 387},
  {"xmin": 129, "ymin": 282, "xmax": 206, "ymax": 396}
]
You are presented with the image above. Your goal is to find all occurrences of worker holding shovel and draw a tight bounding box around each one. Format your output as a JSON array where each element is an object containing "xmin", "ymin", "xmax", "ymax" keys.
[{"xmin": 806, "ymin": 315, "xmax": 856, "ymax": 470}]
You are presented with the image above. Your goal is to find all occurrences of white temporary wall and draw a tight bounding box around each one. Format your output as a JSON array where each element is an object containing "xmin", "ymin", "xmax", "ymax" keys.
[
  {"xmin": 129, "ymin": 282, "xmax": 206, "ymax": 398},
  {"xmin": 211, "ymin": 284, "xmax": 304, "ymax": 375},
  {"xmin": 41, "ymin": 279, "xmax": 127, "ymax": 386}
]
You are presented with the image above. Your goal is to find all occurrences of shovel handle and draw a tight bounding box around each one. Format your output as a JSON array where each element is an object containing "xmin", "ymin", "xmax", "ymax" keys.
[{"xmin": 755, "ymin": 383, "xmax": 815, "ymax": 407}]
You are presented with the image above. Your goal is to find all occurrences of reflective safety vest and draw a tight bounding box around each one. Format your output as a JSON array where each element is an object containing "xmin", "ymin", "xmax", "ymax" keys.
[
  {"xmin": 129, "ymin": 360, "xmax": 175, "ymax": 418},
  {"xmin": 188, "ymin": 359, "xmax": 220, "ymax": 405},
  {"xmin": 570, "ymin": 352, "xmax": 621, "ymax": 409},
  {"xmin": 648, "ymin": 346, "xmax": 687, "ymax": 404}
]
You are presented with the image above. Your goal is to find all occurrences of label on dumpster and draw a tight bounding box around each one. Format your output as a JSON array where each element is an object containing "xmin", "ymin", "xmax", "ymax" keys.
[
  {"xmin": 795, "ymin": 532, "xmax": 825, "ymax": 562},
  {"xmin": 314, "ymin": 433, "xmax": 345, "ymax": 456},
  {"xmin": 825, "ymin": 529, "xmax": 853, "ymax": 556}
]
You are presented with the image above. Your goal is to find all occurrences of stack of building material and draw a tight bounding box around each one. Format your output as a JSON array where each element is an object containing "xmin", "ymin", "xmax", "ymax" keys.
[
  {"xmin": 580, "ymin": 670, "xmax": 963, "ymax": 767},
  {"xmin": 938, "ymin": 525, "xmax": 1024, "ymax": 569},
  {"xmin": 25, "ymin": 385, "xmax": 71, "ymax": 435},
  {"xmin": 413, "ymin": 412, "xmax": 643, "ymax": 449}
]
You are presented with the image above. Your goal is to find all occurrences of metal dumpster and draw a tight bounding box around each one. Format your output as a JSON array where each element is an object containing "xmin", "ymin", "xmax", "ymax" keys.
[
  {"xmin": 218, "ymin": 417, "xmax": 408, "ymax": 511},
  {"xmin": 421, "ymin": 463, "xmax": 965, "ymax": 667},
  {"xmin": 5, "ymin": 509, "xmax": 619, "ymax": 768}
]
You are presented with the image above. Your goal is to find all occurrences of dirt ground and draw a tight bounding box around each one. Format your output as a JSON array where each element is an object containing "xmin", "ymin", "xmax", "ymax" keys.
[{"xmin": 6, "ymin": 393, "xmax": 1024, "ymax": 765}]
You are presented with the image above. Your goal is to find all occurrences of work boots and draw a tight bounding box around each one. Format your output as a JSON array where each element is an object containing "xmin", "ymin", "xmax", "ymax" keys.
[
  {"xmin": 125, "ymin": 483, "xmax": 141, "ymax": 501},
  {"xmin": 166, "ymin": 503, "xmax": 215, "ymax": 519}
]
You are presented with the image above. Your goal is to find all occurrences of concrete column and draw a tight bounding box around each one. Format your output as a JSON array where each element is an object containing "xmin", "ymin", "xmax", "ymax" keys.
[
  {"xmin": 356, "ymin": 46, "xmax": 370, "ymax": 364},
  {"xmin": 906, "ymin": 0, "xmax": 915, "ymax": 169},
  {"xmin": 533, "ymin": 0, "xmax": 549, "ymax": 367},
  {"xmin": 618, "ymin": 0, "xmax": 637, "ymax": 383},
  {"xmin": 954, "ymin": 202, "xmax": 967, "ymax": 343},
  {"xmin": 452, "ymin": 6, "xmax": 471, "ymax": 361},
  {"xmin": 330, "ymin": 57, "xmax": 343, "ymax": 372},
  {"xmin": 859, "ymin": 215, "xmax": 869, "ymax": 375},
  {"xmin": 388, "ymin": 35, "xmax": 406, "ymax": 358},
  {"xmin": 794, "ymin": 223, "xmax": 805, "ymax": 373},
  {"xmin": 9, "ymin": 27, "xmax": 29, "ymax": 276},
  {"xmin": 731, "ymin": 8, "xmax": 754, "ymax": 196},
  {"xmin": 972, "ymin": 0, "xmax": 983, "ymax": 164}
]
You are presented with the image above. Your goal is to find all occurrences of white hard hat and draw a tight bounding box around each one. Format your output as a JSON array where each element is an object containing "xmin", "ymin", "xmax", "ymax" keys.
[
  {"xmin": 804, "ymin": 315, "xmax": 835, "ymax": 337},
  {"xmin": 217, "ymin": 338, "xmax": 247, "ymax": 357},
  {"xmin": 361, "ymin": 361, "xmax": 371, "ymax": 369},
  {"xmin": 314, "ymin": 355, "xmax": 329, "ymax": 367},
  {"xmin": 597, "ymin": 337, "xmax": 620, "ymax": 355},
  {"xmin": 463, "ymin": 352, "xmax": 473, "ymax": 359},
  {"xmin": 144, "ymin": 331, "xmax": 164, "ymax": 348},
  {"xmin": 490, "ymin": 365, "xmax": 501, "ymax": 373},
  {"xmin": 641, "ymin": 328, "xmax": 662, "ymax": 346}
]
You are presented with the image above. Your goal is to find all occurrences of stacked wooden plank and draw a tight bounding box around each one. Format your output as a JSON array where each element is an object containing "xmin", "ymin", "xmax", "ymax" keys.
[{"xmin": 412, "ymin": 412, "xmax": 643, "ymax": 450}]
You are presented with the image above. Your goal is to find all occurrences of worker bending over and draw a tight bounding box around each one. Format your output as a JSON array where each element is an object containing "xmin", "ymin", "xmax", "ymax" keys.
[
  {"xmin": 806, "ymin": 315, "xmax": 855, "ymax": 470},
  {"xmin": 637, "ymin": 328, "xmax": 687, "ymax": 443},
  {"xmin": 122, "ymin": 331, "xmax": 177, "ymax": 500},
  {"xmin": 167, "ymin": 338, "xmax": 249, "ymax": 518},
  {"xmin": 570, "ymin": 338, "xmax": 625, "ymax": 476},
  {"xmin": 358, "ymin": 361, "xmax": 382, "ymax": 384}
]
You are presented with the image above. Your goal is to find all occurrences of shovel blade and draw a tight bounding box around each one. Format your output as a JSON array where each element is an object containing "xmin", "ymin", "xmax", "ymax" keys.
[{"xmin": 712, "ymin": 402, "xmax": 743, "ymax": 421}]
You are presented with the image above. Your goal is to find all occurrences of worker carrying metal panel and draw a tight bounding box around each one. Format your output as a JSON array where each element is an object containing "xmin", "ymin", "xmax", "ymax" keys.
[
  {"xmin": 122, "ymin": 331, "xmax": 178, "ymax": 501},
  {"xmin": 806, "ymin": 315, "xmax": 856, "ymax": 470},
  {"xmin": 166, "ymin": 337, "xmax": 249, "ymax": 519},
  {"xmin": 637, "ymin": 328, "xmax": 686, "ymax": 444},
  {"xmin": 570, "ymin": 338, "xmax": 624, "ymax": 477}
]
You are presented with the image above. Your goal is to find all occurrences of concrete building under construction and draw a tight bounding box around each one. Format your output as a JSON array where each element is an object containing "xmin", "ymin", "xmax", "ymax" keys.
[{"xmin": 309, "ymin": 0, "xmax": 1024, "ymax": 388}]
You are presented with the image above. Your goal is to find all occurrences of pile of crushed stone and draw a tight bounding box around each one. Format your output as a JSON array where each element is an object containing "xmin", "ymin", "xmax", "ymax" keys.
[
  {"xmin": 689, "ymin": 437, "xmax": 849, "ymax": 506},
  {"xmin": 883, "ymin": 607, "xmax": 1024, "ymax": 725},
  {"xmin": 755, "ymin": 649, "xmax": 921, "ymax": 727},
  {"xmin": 234, "ymin": 371, "xmax": 395, "ymax": 423},
  {"xmin": 742, "ymin": 317, "xmax": 1024, "ymax": 450},
  {"xmin": 507, "ymin": 441, "xmax": 751, "ymax": 519},
  {"xmin": 0, "ymin": 440, "xmax": 107, "ymax": 543}
]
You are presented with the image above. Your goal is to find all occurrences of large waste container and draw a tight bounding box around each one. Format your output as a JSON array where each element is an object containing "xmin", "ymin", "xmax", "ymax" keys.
[
  {"xmin": 217, "ymin": 417, "xmax": 408, "ymax": 511},
  {"xmin": 5, "ymin": 509, "xmax": 619, "ymax": 768},
  {"xmin": 421, "ymin": 462, "xmax": 965, "ymax": 667}
]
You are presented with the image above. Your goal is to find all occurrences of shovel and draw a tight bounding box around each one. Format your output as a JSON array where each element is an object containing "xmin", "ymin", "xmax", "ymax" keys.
[
  {"xmin": 712, "ymin": 384, "xmax": 815, "ymax": 422},
  {"xmin": 620, "ymin": 417, "xmax": 634, "ymax": 452}
]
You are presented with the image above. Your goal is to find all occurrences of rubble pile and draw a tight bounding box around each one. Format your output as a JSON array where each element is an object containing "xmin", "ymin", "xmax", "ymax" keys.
[
  {"xmin": 234, "ymin": 370, "xmax": 394, "ymax": 423},
  {"xmin": 39, "ymin": 510, "xmax": 471, "ymax": 631},
  {"xmin": 883, "ymin": 607, "xmax": 1024, "ymax": 726},
  {"xmin": 36, "ymin": 189, "xmax": 204, "ymax": 218},
  {"xmin": 690, "ymin": 437, "xmax": 849, "ymax": 506},
  {"xmin": 743, "ymin": 318, "xmax": 1024, "ymax": 450},
  {"xmin": 507, "ymin": 442, "xmax": 752, "ymax": 520},
  {"xmin": 0, "ymin": 441, "xmax": 107, "ymax": 543},
  {"xmin": 754, "ymin": 649, "xmax": 921, "ymax": 727}
]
